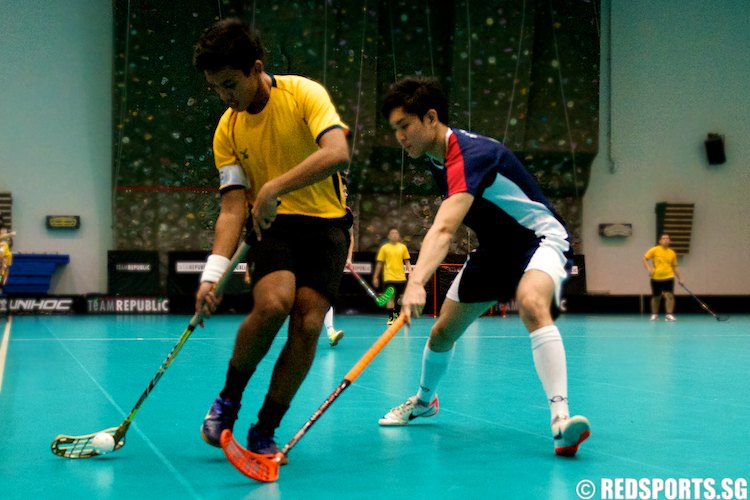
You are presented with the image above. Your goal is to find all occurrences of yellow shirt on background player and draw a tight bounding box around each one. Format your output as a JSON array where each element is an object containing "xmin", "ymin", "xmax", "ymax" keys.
[
  {"xmin": 212, "ymin": 74, "xmax": 348, "ymax": 219},
  {"xmin": 376, "ymin": 242, "xmax": 411, "ymax": 283},
  {"xmin": 644, "ymin": 245, "xmax": 677, "ymax": 280},
  {"xmin": 0, "ymin": 242, "xmax": 11, "ymax": 284}
]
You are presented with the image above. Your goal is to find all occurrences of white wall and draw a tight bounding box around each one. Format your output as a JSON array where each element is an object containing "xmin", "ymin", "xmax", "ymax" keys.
[
  {"xmin": 0, "ymin": 0, "xmax": 112, "ymax": 294},
  {"xmin": 0, "ymin": 1, "xmax": 747, "ymax": 296},
  {"xmin": 583, "ymin": 0, "xmax": 750, "ymax": 295}
]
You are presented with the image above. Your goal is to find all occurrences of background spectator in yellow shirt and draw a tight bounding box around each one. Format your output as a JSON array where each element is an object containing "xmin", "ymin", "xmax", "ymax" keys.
[
  {"xmin": 642, "ymin": 233, "xmax": 683, "ymax": 321},
  {"xmin": 373, "ymin": 228, "xmax": 413, "ymax": 325}
]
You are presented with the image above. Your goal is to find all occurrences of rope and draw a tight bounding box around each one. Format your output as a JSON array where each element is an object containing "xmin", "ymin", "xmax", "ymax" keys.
[
  {"xmin": 112, "ymin": 0, "xmax": 132, "ymax": 245},
  {"xmin": 387, "ymin": 1, "xmax": 405, "ymax": 217},
  {"xmin": 503, "ymin": 0, "xmax": 527, "ymax": 144},
  {"xmin": 548, "ymin": 0, "xmax": 580, "ymax": 201}
]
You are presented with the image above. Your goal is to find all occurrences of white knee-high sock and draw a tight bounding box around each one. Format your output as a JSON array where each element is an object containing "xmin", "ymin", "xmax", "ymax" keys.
[
  {"xmin": 530, "ymin": 325, "xmax": 569, "ymax": 422},
  {"xmin": 324, "ymin": 306, "xmax": 335, "ymax": 332},
  {"xmin": 416, "ymin": 343, "xmax": 454, "ymax": 404}
]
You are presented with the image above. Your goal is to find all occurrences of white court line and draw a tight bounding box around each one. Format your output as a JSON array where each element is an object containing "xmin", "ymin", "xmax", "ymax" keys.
[
  {"xmin": 41, "ymin": 321, "xmax": 201, "ymax": 500},
  {"xmin": 0, "ymin": 316, "xmax": 12, "ymax": 392}
]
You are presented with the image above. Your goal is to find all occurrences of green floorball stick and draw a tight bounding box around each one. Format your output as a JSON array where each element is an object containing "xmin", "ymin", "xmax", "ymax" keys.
[
  {"xmin": 51, "ymin": 241, "xmax": 250, "ymax": 459},
  {"xmin": 346, "ymin": 263, "xmax": 395, "ymax": 307}
]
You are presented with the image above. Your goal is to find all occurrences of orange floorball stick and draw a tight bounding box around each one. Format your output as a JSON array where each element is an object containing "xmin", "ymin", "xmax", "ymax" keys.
[{"xmin": 221, "ymin": 314, "xmax": 408, "ymax": 482}]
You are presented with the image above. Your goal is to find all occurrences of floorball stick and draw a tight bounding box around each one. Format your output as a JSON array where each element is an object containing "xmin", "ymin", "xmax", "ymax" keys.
[
  {"xmin": 50, "ymin": 241, "xmax": 250, "ymax": 459},
  {"xmin": 220, "ymin": 314, "xmax": 407, "ymax": 482},
  {"xmin": 679, "ymin": 283, "xmax": 729, "ymax": 322},
  {"xmin": 346, "ymin": 263, "xmax": 394, "ymax": 307}
]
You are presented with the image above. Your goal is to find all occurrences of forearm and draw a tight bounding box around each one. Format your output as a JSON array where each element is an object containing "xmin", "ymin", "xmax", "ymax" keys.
[
  {"xmin": 213, "ymin": 217, "xmax": 243, "ymax": 257},
  {"xmin": 373, "ymin": 262, "xmax": 383, "ymax": 282},
  {"xmin": 410, "ymin": 192, "xmax": 472, "ymax": 285},
  {"xmin": 409, "ymin": 227, "xmax": 452, "ymax": 286},
  {"xmin": 346, "ymin": 231, "xmax": 354, "ymax": 262},
  {"xmin": 263, "ymin": 142, "xmax": 348, "ymax": 199},
  {"xmin": 212, "ymin": 198, "xmax": 246, "ymax": 257}
]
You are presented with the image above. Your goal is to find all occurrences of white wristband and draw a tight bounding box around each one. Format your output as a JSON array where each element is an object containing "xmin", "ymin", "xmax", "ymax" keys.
[{"xmin": 201, "ymin": 254, "xmax": 231, "ymax": 283}]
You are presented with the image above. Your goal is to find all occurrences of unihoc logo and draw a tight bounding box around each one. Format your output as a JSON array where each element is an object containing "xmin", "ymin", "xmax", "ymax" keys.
[
  {"xmin": 0, "ymin": 297, "xmax": 74, "ymax": 313},
  {"xmin": 87, "ymin": 297, "xmax": 170, "ymax": 314}
]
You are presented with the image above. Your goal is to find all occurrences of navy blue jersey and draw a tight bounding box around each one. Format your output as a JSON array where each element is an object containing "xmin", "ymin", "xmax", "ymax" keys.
[{"xmin": 429, "ymin": 129, "xmax": 570, "ymax": 251}]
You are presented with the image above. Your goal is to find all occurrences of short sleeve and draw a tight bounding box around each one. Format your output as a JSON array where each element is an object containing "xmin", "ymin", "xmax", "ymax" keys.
[
  {"xmin": 295, "ymin": 78, "xmax": 348, "ymax": 143},
  {"xmin": 376, "ymin": 245, "xmax": 386, "ymax": 262},
  {"xmin": 213, "ymin": 111, "xmax": 238, "ymax": 169}
]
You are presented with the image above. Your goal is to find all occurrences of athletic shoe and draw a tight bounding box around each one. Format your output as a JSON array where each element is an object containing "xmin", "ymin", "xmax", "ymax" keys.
[
  {"xmin": 200, "ymin": 396, "xmax": 241, "ymax": 447},
  {"xmin": 328, "ymin": 329, "xmax": 344, "ymax": 347},
  {"xmin": 665, "ymin": 314, "xmax": 676, "ymax": 321},
  {"xmin": 650, "ymin": 314, "xmax": 658, "ymax": 321},
  {"xmin": 378, "ymin": 395, "xmax": 439, "ymax": 426},
  {"xmin": 247, "ymin": 424, "xmax": 289, "ymax": 465},
  {"xmin": 552, "ymin": 415, "xmax": 591, "ymax": 457},
  {"xmin": 387, "ymin": 316, "xmax": 394, "ymax": 326}
]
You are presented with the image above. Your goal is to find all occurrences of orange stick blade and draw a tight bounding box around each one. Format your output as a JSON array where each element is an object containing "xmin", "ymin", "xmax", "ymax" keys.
[{"xmin": 220, "ymin": 429, "xmax": 281, "ymax": 482}]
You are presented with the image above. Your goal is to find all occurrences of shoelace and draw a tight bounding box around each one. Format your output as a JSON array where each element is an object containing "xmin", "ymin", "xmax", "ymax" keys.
[
  {"xmin": 551, "ymin": 416, "xmax": 568, "ymax": 439},
  {"xmin": 211, "ymin": 400, "xmax": 239, "ymax": 424},
  {"xmin": 389, "ymin": 399, "xmax": 416, "ymax": 417}
]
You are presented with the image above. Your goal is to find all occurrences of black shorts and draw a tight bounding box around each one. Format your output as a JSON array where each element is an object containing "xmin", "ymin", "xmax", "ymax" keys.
[
  {"xmin": 651, "ymin": 278, "xmax": 674, "ymax": 295},
  {"xmin": 450, "ymin": 244, "xmax": 541, "ymax": 304},
  {"xmin": 246, "ymin": 214, "xmax": 350, "ymax": 302},
  {"xmin": 383, "ymin": 281, "xmax": 407, "ymax": 298},
  {"xmin": 448, "ymin": 242, "xmax": 571, "ymax": 319}
]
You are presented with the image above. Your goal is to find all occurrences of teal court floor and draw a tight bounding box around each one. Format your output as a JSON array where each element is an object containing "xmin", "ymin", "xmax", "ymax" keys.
[{"xmin": 1, "ymin": 313, "xmax": 748, "ymax": 499}]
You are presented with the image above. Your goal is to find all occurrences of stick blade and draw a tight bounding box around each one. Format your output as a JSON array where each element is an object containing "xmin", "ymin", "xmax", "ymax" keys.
[
  {"xmin": 50, "ymin": 427, "xmax": 125, "ymax": 459},
  {"xmin": 220, "ymin": 429, "xmax": 281, "ymax": 482},
  {"xmin": 376, "ymin": 286, "xmax": 395, "ymax": 307}
]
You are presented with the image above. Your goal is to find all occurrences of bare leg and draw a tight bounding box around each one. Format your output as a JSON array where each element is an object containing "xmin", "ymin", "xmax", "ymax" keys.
[
  {"xmin": 414, "ymin": 298, "xmax": 493, "ymax": 403},
  {"xmin": 651, "ymin": 295, "xmax": 661, "ymax": 315},
  {"xmin": 231, "ymin": 270, "xmax": 296, "ymax": 372},
  {"xmin": 266, "ymin": 286, "xmax": 330, "ymax": 405},
  {"xmin": 664, "ymin": 292, "xmax": 675, "ymax": 314},
  {"xmin": 428, "ymin": 298, "xmax": 495, "ymax": 352},
  {"xmin": 517, "ymin": 269, "xmax": 556, "ymax": 332},
  {"xmin": 516, "ymin": 269, "xmax": 569, "ymax": 421}
]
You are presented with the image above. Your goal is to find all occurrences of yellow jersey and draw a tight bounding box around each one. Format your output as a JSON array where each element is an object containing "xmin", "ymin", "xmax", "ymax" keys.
[
  {"xmin": 213, "ymin": 74, "xmax": 348, "ymax": 219},
  {"xmin": 644, "ymin": 245, "xmax": 677, "ymax": 280},
  {"xmin": 0, "ymin": 243, "xmax": 11, "ymax": 281},
  {"xmin": 376, "ymin": 242, "xmax": 411, "ymax": 282}
]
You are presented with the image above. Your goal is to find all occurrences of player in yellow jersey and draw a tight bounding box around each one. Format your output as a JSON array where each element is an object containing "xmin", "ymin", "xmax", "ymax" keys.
[
  {"xmin": 192, "ymin": 19, "xmax": 351, "ymax": 459},
  {"xmin": 0, "ymin": 225, "xmax": 12, "ymax": 293},
  {"xmin": 643, "ymin": 233, "xmax": 683, "ymax": 321},
  {"xmin": 373, "ymin": 228, "xmax": 413, "ymax": 325}
]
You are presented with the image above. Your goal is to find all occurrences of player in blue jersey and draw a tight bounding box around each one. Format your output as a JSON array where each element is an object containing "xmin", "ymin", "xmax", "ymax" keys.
[{"xmin": 377, "ymin": 76, "xmax": 590, "ymax": 457}]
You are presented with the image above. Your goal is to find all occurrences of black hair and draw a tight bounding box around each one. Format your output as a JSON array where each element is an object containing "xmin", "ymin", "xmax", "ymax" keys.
[
  {"xmin": 193, "ymin": 18, "xmax": 264, "ymax": 75},
  {"xmin": 381, "ymin": 76, "xmax": 449, "ymax": 124}
]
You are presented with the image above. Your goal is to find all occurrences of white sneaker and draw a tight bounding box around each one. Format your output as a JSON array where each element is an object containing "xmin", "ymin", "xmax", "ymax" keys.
[
  {"xmin": 552, "ymin": 415, "xmax": 591, "ymax": 457},
  {"xmin": 328, "ymin": 329, "xmax": 344, "ymax": 346},
  {"xmin": 650, "ymin": 314, "xmax": 658, "ymax": 321},
  {"xmin": 665, "ymin": 314, "xmax": 676, "ymax": 321},
  {"xmin": 378, "ymin": 395, "xmax": 439, "ymax": 426}
]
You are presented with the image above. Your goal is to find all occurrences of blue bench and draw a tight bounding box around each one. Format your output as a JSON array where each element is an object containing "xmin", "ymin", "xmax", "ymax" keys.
[{"xmin": 4, "ymin": 253, "xmax": 70, "ymax": 294}]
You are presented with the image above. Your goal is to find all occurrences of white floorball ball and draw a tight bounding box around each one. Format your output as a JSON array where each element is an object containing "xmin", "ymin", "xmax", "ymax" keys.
[{"xmin": 91, "ymin": 432, "xmax": 116, "ymax": 454}]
